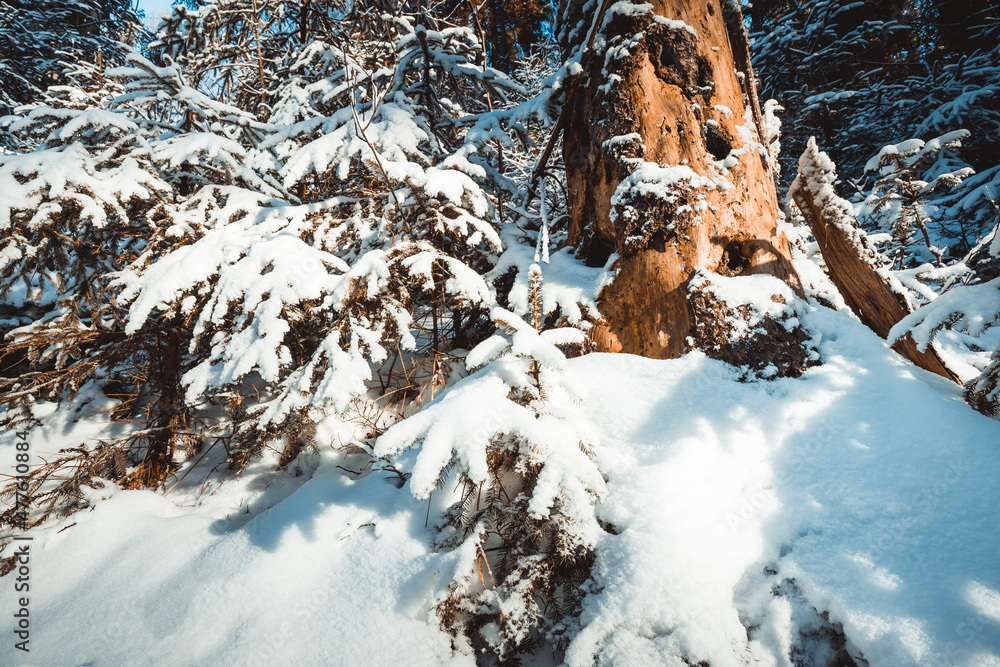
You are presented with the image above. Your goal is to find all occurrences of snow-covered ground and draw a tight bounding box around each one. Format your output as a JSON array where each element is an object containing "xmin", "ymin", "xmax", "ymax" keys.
[
  {"xmin": 2, "ymin": 296, "xmax": 999, "ymax": 666},
  {"xmin": 566, "ymin": 307, "xmax": 1000, "ymax": 667}
]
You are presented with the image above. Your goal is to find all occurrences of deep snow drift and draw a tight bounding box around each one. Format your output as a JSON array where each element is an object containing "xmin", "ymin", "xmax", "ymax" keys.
[{"xmin": 2, "ymin": 296, "xmax": 999, "ymax": 667}]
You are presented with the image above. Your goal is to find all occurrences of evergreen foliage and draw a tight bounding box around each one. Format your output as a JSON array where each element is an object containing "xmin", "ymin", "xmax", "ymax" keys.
[
  {"xmin": 861, "ymin": 130, "xmax": 973, "ymax": 269},
  {"xmin": 0, "ymin": 0, "xmax": 144, "ymax": 119},
  {"xmin": 3, "ymin": 0, "xmax": 1000, "ymax": 662},
  {"xmin": 376, "ymin": 269, "xmax": 604, "ymax": 660},
  {"xmin": 0, "ymin": 0, "xmax": 605, "ymax": 658},
  {"xmin": 750, "ymin": 0, "xmax": 1000, "ymax": 258}
]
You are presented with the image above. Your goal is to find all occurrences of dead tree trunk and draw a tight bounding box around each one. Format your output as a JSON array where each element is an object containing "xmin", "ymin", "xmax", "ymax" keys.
[
  {"xmin": 790, "ymin": 138, "xmax": 958, "ymax": 382},
  {"xmin": 560, "ymin": 0, "xmax": 802, "ymax": 361}
]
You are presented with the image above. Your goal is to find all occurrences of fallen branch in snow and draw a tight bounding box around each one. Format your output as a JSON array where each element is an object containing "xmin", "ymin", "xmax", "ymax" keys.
[{"xmin": 791, "ymin": 138, "xmax": 958, "ymax": 383}]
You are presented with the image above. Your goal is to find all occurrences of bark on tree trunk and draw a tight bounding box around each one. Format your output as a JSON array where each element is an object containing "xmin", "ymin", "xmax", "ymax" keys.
[{"xmin": 561, "ymin": 0, "xmax": 801, "ymax": 359}]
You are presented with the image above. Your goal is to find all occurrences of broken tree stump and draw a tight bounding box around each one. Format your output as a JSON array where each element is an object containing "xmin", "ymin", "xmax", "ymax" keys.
[
  {"xmin": 561, "ymin": 0, "xmax": 801, "ymax": 360},
  {"xmin": 790, "ymin": 137, "xmax": 959, "ymax": 382}
]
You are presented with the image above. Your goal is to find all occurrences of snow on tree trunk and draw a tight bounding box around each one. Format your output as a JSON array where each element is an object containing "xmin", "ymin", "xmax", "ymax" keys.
[
  {"xmin": 790, "ymin": 137, "xmax": 959, "ymax": 383},
  {"xmin": 560, "ymin": 0, "xmax": 802, "ymax": 362}
]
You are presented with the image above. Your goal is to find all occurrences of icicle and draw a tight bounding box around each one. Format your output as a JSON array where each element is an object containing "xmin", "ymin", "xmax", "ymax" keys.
[
  {"xmin": 534, "ymin": 178, "xmax": 550, "ymax": 264},
  {"xmin": 540, "ymin": 222, "xmax": 549, "ymax": 264}
]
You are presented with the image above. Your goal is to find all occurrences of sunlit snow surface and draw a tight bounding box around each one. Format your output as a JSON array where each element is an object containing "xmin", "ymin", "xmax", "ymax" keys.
[{"xmin": 3, "ymin": 306, "xmax": 1000, "ymax": 666}]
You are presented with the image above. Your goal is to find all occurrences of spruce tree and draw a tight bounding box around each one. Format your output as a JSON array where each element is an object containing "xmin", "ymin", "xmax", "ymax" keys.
[{"xmin": 0, "ymin": 0, "xmax": 143, "ymax": 117}]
